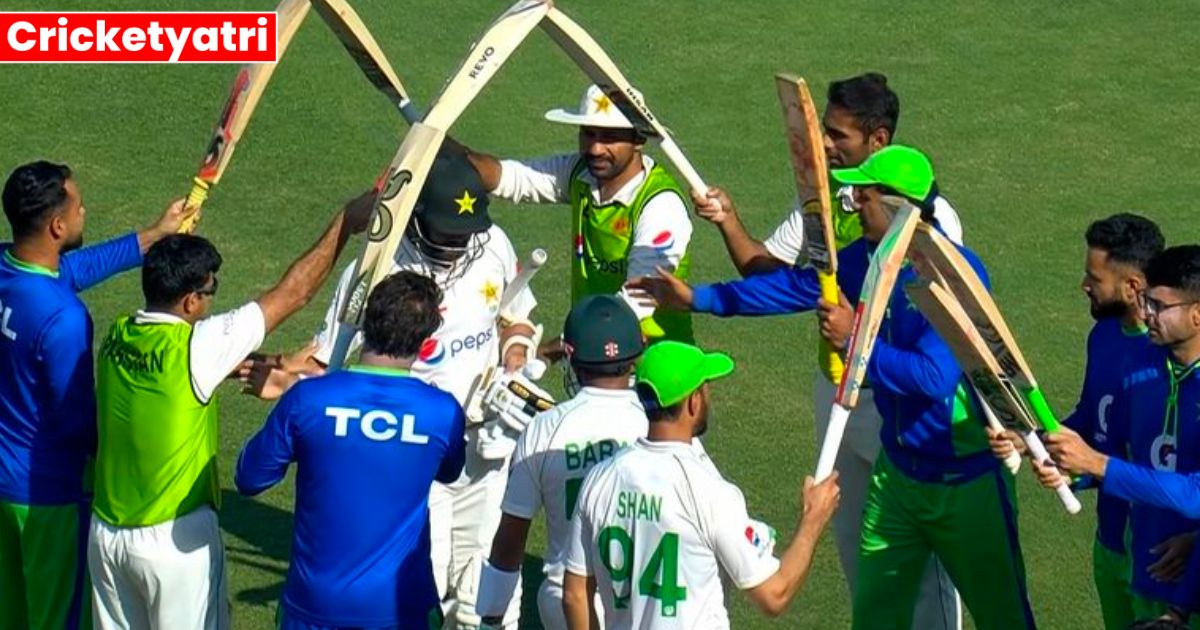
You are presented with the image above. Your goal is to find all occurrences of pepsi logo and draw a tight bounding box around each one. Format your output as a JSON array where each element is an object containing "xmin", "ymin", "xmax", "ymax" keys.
[
  {"xmin": 418, "ymin": 338, "xmax": 445, "ymax": 365},
  {"xmin": 652, "ymin": 230, "xmax": 675, "ymax": 252}
]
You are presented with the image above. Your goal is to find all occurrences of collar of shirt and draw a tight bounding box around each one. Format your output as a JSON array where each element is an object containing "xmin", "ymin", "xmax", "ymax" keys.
[
  {"xmin": 133, "ymin": 309, "xmax": 189, "ymax": 326},
  {"xmin": 3, "ymin": 249, "xmax": 58, "ymax": 278},
  {"xmin": 579, "ymin": 155, "xmax": 658, "ymax": 206},
  {"xmin": 577, "ymin": 386, "xmax": 640, "ymax": 401},
  {"xmin": 635, "ymin": 436, "xmax": 696, "ymax": 454}
]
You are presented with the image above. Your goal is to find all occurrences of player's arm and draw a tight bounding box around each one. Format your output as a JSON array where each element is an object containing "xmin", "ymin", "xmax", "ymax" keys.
[
  {"xmin": 38, "ymin": 306, "xmax": 98, "ymax": 455},
  {"xmin": 712, "ymin": 475, "xmax": 840, "ymax": 617},
  {"xmin": 1099, "ymin": 458, "xmax": 1200, "ymax": 519},
  {"xmin": 627, "ymin": 261, "xmax": 820, "ymax": 317},
  {"xmin": 455, "ymin": 143, "xmax": 575, "ymax": 204},
  {"xmin": 562, "ymin": 571, "xmax": 599, "ymax": 630},
  {"xmin": 235, "ymin": 391, "xmax": 298, "ymax": 496},
  {"xmin": 622, "ymin": 189, "xmax": 693, "ymax": 325},
  {"xmin": 693, "ymin": 187, "xmax": 788, "ymax": 277},
  {"xmin": 866, "ymin": 314, "xmax": 963, "ymax": 400},
  {"xmin": 478, "ymin": 427, "xmax": 544, "ymax": 621},
  {"xmin": 59, "ymin": 198, "xmax": 191, "ymax": 292},
  {"xmin": 255, "ymin": 190, "xmax": 374, "ymax": 333},
  {"xmin": 436, "ymin": 404, "xmax": 468, "ymax": 484}
]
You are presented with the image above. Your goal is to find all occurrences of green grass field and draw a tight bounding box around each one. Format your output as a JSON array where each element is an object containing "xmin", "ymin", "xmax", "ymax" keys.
[{"xmin": 2, "ymin": 0, "xmax": 1198, "ymax": 627}]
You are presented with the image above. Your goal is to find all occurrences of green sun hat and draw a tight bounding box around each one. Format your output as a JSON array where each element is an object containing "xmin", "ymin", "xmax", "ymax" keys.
[
  {"xmin": 636, "ymin": 341, "xmax": 735, "ymax": 407},
  {"xmin": 830, "ymin": 145, "xmax": 936, "ymax": 204}
]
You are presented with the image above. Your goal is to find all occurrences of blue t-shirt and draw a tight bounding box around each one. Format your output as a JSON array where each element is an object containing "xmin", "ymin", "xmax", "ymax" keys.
[
  {"xmin": 692, "ymin": 235, "xmax": 995, "ymax": 483},
  {"xmin": 0, "ymin": 235, "xmax": 142, "ymax": 505},
  {"xmin": 1106, "ymin": 342, "xmax": 1200, "ymax": 606},
  {"xmin": 1063, "ymin": 317, "xmax": 1149, "ymax": 554},
  {"xmin": 235, "ymin": 366, "xmax": 467, "ymax": 628}
]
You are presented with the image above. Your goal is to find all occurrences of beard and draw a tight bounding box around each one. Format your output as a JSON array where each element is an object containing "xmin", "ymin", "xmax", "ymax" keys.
[
  {"xmin": 1088, "ymin": 296, "xmax": 1128, "ymax": 320},
  {"xmin": 62, "ymin": 232, "xmax": 84, "ymax": 253}
]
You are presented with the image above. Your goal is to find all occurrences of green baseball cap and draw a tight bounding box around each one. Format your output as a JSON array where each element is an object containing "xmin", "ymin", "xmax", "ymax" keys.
[
  {"xmin": 636, "ymin": 341, "xmax": 735, "ymax": 407},
  {"xmin": 830, "ymin": 145, "xmax": 936, "ymax": 204}
]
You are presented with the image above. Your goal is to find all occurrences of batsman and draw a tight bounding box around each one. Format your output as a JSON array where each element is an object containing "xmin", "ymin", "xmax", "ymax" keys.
[{"xmin": 460, "ymin": 83, "xmax": 695, "ymax": 349}]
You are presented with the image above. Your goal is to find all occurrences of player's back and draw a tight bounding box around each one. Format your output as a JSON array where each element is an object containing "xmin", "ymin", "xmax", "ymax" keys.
[
  {"xmin": 278, "ymin": 367, "xmax": 466, "ymax": 625},
  {"xmin": 507, "ymin": 387, "xmax": 648, "ymax": 581},
  {"xmin": 575, "ymin": 438, "xmax": 752, "ymax": 629}
]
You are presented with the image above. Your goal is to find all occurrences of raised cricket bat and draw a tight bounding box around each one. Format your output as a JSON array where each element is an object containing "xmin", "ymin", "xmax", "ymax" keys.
[
  {"xmin": 539, "ymin": 7, "xmax": 720, "ymax": 214},
  {"xmin": 499, "ymin": 248, "xmax": 547, "ymax": 325},
  {"xmin": 423, "ymin": 0, "xmax": 552, "ymax": 131},
  {"xmin": 905, "ymin": 278, "xmax": 1081, "ymax": 513},
  {"xmin": 180, "ymin": 0, "xmax": 311, "ymax": 233},
  {"xmin": 814, "ymin": 202, "xmax": 922, "ymax": 480},
  {"xmin": 310, "ymin": 0, "xmax": 421, "ymax": 123},
  {"xmin": 775, "ymin": 73, "xmax": 843, "ymax": 383},
  {"xmin": 327, "ymin": 123, "xmax": 446, "ymax": 369},
  {"xmin": 327, "ymin": 0, "xmax": 552, "ymax": 369}
]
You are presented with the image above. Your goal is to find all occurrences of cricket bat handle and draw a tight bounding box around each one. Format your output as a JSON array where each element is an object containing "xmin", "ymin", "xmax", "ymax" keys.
[
  {"xmin": 499, "ymin": 248, "xmax": 547, "ymax": 324},
  {"xmin": 1021, "ymin": 430, "xmax": 1082, "ymax": 514},
  {"xmin": 179, "ymin": 177, "xmax": 210, "ymax": 233},
  {"xmin": 977, "ymin": 394, "xmax": 1022, "ymax": 475},
  {"xmin": 398, "ymin": 99, "xmax": 423, "ymax": 125},
  {"xmin": 326, "ymin": 322, "xmax": 357, "ymax": 371},
  {"xmin": 817, "ymin": 271, "xmax": 845, "ymax": 383},
  {"xmin": 815, "ymin": 403, "xmax": 851, "ymax": 481},
  {"xmin": 659, "ymin": 137, "xmax": 726, "ymax": 221}
]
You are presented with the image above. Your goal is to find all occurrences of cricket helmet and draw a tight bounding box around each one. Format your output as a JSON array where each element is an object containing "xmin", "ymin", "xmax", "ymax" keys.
[
  {"xmin": 410, "ymin": 148, "xmax": 492, "ymax": 283},
  {"xmin": 562, "ymin": 294, "xmax": 644, "ymax": 366}
]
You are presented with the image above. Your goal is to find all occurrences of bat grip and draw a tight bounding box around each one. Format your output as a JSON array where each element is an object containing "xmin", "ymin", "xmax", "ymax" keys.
[
  {"xmin": 1025, "ymin": 386, "xmax": 1061, "ymax": 432},
  {"xmin": 1022, "ymin": 430, "xmax": 1082, "ymax": 514},
  {"xmin": 180, "ymin": 178, "xmax": 210, "ymax": 233},
  {"xmin": 815, "ymin": 404, "xmax": 851, "ymax": 481},
  {"xmin": 398, "ymin": 100, "xmax": 423, "ymax": 125},
  {"xmin": 817, "ymin": 271, "xmax": 845, "ymax": 384}
]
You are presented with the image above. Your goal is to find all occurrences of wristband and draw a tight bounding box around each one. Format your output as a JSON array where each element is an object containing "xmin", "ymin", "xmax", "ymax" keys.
[{"xmin": 476, "ymin": 560, "xmax": 520, "ymax": 617}]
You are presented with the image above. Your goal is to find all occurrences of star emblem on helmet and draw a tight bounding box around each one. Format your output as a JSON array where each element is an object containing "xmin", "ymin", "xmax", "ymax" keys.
[
  {"xmin": 455, "ymin": 190, "xmax": 476, "ymax": 215},
  {"xmin": 592, "ymin": 93, "xmax": 613, "ymax": 114}
]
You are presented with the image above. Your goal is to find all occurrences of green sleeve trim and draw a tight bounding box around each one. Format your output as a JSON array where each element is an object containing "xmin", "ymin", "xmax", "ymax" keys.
[{"xmin": 348, "ymin": 364, "xmax": 412, "ymax": 378}]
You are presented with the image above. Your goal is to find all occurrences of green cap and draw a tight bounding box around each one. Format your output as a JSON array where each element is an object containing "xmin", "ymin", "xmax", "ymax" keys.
[
  {"xmin": 563, "ymin": 295, "xmax": 644, "ymax": 365},
  {"xmin": 830, "ymin": 145, "xmax": 936, "ymax": 204},
  {"xmin": 636, "ymin": 341, "xmax": 735, "ymax": 407}
]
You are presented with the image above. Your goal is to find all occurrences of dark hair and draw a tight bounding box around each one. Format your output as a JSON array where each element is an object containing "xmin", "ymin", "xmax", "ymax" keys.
[
  {"xmin": 362, "ymin": 271, "xmax": 443, "ymax": 358},
  {"xmin": 1085, "ymin": 213, "xmax": 1165, "ymax": 271},
  {"xmin": 142, "ymin": 235, "xmax": 223, "ymax": 307},
  {"xmin": 827, "ymin": 72, "xmax": 900, "ymax": 139},
  {"xmin": 576, "ymin": 359, "xmax": 638, "ymax": 381},
  {"xmin": 636, "ymin": 382, "xmax": 684, "ymax": 422},
  {"xmin": 1145, "ymin": 245, "xmax": 1200, "ymax": 298},
  {"xmin": 2, "ymin": 161, "xmax": 73, "ymax": 238}
]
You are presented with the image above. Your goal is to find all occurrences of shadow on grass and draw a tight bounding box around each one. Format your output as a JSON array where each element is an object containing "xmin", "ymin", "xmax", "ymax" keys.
[{"xmin": 221, "ymin": 489, "xmax": 291, "ymax": 606}]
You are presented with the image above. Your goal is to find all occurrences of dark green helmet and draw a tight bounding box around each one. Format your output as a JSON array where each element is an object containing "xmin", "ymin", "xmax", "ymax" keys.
[{"xmin": 563, "ymin": 295, "xmax": 644, "ymax": 366}]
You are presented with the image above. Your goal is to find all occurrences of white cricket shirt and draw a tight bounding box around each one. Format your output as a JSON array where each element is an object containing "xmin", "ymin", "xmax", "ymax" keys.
[
  {"xmin": 502, "ymin": 387, "xmax": 649, "ymax": 585},
  {"xmin": 313, "ymin": 224, "xmax": 535, "ymax": 406},
  {"xmin": 566, "ymin": 438, "xmax": 780, "ymax": 629}
]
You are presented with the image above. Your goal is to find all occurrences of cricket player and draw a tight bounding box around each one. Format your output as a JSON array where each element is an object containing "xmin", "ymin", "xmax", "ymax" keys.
[
  {"xmin": 0, "ymin": 161, "xmax": 189, "ymax": 630},
  {"xmin": 993, "ymin": 213, "xmax": 1163, "ymax": 629},
  {"xmin": 87, "ymin": 192, "xmax": 372, "ymax": 629},
  {"xmin": 1046, "ymin": 245, "xmax": 1200, "ymax": 624},
  {"xmin": 632, "ymin": 145, "xmax": 1037, "ymax": 629},
  {"xmin": 236, "ymin": 271, "xmax": 465, "ymax": 629},
  {"xmin": 562, "ymin": 340, "xmax": 841, "ymax": 628},
  {"xmin": 475, "ymin": 294, "xmax": 646, "ymax": 629},
  {"xmin": 693, "ymin": 72, "xmax": 963, "ymax": 629},
  {"xmin": 251, "ymin": 151, "xmax": 539, "ymax": 629},
  {"xmin": 460, "ymin": 83, "xmax": 695, "ymax": 345}
]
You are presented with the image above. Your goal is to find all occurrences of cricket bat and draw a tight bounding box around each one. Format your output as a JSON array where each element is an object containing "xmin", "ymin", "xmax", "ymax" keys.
[
  {"xmin": 814, "ymin": 202, "xmax": 922, "ymax": 481},
  {"xmin": 539, "ymin": 7, "xmax": 721, "ymax": 215},
  {"xmin": 327, "ymin": 0, "xmax": 551, "ymax": 369},
  {"xmin": 310, "ymin": 0, "xmax": 422, "ymax": 123},
  {"xmin": 180, "ymin": 0, "xmax": 311, "ymax": 233},
  {"xmin": 905, "ymin": 279, "xmax": 1082, "ymax": 513},
  {"xmin": 327, "ymin": 123, "xmax": 446, "ymax": 369},
  {"xmin": 775, "ymin": 73, "xmax": 843, "ymax": 383},
  {"xmin": 499, "ymin": 248, "xmax": 548, "ymax": 326}
]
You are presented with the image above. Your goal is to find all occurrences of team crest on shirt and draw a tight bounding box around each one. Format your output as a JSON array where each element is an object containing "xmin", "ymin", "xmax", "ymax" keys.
[
  {"xmin": 652, "ymin": 230, "xmax": 675, "ymax": 253},
  {"xmin": 418, "ymin": 338, "xmax": 445, "ymax": 365},
  {"xmin": 480, "ymin": 280, "xmax": 500, "ymax": 307},
  {"xmin": 612, "ymin": 217, "xmax": 630, "ymax": 235},
  {"xmin": 1151, "ymin": 433, "xmax": 1177, "ymax": 471}
]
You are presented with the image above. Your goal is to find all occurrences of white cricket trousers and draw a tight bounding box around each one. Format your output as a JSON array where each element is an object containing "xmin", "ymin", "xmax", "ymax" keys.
[
  {"xmin": 535, "ymin": 577, "xmax": 605, "ymax": 630},
  {"xmin": 430, "ymin": 428, "xmax": 520, "ymax": 629},
  {"xmin": 813, "ymin": 376, "xmax": 963, "ymax": 630},
  {"xmin": 88, "ymin": 506, "xmax": 230, "ymax": 630}
]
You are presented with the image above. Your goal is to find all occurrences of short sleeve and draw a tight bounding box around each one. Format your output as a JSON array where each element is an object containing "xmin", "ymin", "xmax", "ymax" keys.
[
  {"xmin": 189, "ymin": 302, "xmax": 266, "ymax": 402},
  {"xmin": 500, "ymin": 426, "xmax": 543, "ymax": 519},
  {"xmin": 705, "ymin": 481, "xmax": 780, "ymax": 589},
  {"xmin": 564, "ymin": 493, "xmax": 595, "ymax": 577},
  {"xmin": 762, "ymin": 201, "xmax": 807, "ymax": 265},
  {"xmin": 622, "ymin": 191, "xmax": 693, "ymax": 319}
]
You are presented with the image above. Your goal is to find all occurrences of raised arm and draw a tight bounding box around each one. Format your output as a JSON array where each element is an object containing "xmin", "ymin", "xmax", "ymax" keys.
[
  {"xmin": 693, "ymin": 187, "xmax": 788, "ymax": 277},
  {"xmin": 60, "ymin": 198, "xmax": 191, "ymax": 292}
]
